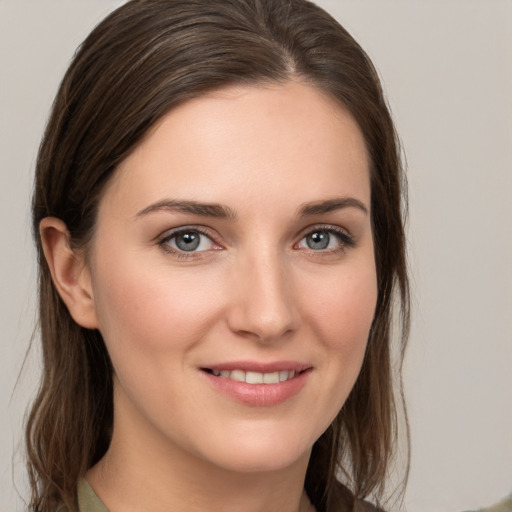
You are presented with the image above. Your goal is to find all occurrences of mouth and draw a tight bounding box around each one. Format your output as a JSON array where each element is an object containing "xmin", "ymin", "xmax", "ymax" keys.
[
  {"xmin": 201, "ymin": 368, "xmax": 309, "ymax": 384},
  {"xmin": 200, "ymin": 363, "xmax": 312, "ymax": 406}
]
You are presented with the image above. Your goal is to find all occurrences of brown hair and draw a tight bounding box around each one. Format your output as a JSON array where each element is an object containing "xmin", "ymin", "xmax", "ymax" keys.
[{"xmin": 28, "ymin": 0, "xmax": 409, "ymax": 510}]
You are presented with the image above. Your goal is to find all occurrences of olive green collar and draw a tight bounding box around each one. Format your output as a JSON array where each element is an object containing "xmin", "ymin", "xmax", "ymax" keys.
[{"xmin": 78, "ymin": 479, "xmax": 109, "ymax": 512}]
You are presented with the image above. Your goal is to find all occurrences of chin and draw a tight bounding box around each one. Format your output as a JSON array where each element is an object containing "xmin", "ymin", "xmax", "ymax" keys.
[
  {"xmin": 209, "ymin": 449, "xmax": 310, "ymax": 474},
  {"xmin": 193, "ymin": 426, "xmax": 315, "ymax": 474}
]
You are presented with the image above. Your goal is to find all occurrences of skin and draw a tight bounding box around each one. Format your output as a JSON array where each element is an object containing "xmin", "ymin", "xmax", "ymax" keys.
[{"xmin": 41, "ymin": 81, "xmax": 377, "ymax": 512}]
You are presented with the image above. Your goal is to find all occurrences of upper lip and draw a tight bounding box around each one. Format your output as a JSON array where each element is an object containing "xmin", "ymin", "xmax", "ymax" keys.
[{"xmin": 201, "ymin": 360, "xmax": 312, "ymax": 373}]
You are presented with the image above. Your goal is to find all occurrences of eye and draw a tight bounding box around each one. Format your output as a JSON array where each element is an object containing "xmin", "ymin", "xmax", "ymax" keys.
[
  {"xmin": 160, "ymin": 228, "xmax": 217, "ymax": 254},
  {"xmin": 297, "ymin": 227, "xmax": 354, "ymax": 252}
]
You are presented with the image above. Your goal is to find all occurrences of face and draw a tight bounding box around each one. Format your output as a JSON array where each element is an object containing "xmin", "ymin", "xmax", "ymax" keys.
[{"xmin": 86, "ymin": 81, "xmax": 377, "ymax": 474}]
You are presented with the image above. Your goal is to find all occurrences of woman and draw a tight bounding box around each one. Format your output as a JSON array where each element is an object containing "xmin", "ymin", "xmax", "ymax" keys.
[{"xmin": 27, "ymin": 0, "xmax": 409, "ymax": 511}]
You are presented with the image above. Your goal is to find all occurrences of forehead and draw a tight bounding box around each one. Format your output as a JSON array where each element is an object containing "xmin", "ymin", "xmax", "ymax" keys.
[{"xmin": 101, "ymin": 81, "xmax": 370, "ymax": 216}]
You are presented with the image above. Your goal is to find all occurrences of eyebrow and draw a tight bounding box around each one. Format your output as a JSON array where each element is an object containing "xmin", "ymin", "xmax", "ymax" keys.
[
  {"xmin": 297, "ymin": 197, "xmax": 368, "ymax": 216},
  {"xmin": 135, "ymin": 196, "xmax": 368, "ymax": 220},
  {"xmin": 136, "ymin": 199, "xmax": 239, "ymax": 220}
]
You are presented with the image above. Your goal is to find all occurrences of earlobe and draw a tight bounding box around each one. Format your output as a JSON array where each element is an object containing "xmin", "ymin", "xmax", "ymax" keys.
[{"xmin": 39, "ymin": 217, "xmax": 99, "ymax": 329}]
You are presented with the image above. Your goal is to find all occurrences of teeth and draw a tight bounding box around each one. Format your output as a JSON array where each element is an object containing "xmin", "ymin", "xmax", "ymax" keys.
[
  {"xmin": 210, "ymin": 369, "xmax": 298, "ymax": 384},
  {"xmin": 230, "ymin": 369, "xmax": 246, "ymax": 382},
  {"xmin": 246, "ymin": 371, "xmax": 263, "ymax": 384},
  {"xmin": 263, "ymin": 372, "xmax": 280, "ymax": 384}
]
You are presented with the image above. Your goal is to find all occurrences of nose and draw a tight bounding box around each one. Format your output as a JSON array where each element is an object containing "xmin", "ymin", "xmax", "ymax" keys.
[{"xmin": 226, "ymin": 249, "xmax": 300, "ymax": 343}]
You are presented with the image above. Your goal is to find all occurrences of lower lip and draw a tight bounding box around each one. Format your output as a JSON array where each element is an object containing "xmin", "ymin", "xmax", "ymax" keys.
[{"xmin": 201, "ymin": 370, "xmax": 311, "ymax": 406}]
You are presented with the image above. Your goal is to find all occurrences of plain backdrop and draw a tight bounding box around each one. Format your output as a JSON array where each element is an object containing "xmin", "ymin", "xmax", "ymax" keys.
[{"xmin": 1, "ymin": 1, "xmax": 511, "ymax": 511}]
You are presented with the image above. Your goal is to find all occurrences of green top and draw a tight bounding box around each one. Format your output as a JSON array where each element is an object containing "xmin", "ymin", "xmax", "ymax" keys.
[
  {"xmin": 78, "ymin": 479, "xmax": 109, "ymax": 512},
  {"xmin": 77, "ymin": 478, "xmax": 383, "ymax": 511},
  {"xmin": 463, "ymin": 494, "xmax": 512, "ymax": 512}
]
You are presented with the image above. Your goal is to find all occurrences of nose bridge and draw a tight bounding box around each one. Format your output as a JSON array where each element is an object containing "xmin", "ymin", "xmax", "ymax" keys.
[{"xmin": 227, "ymin": 244, "xmax": 299, "ymax": 342}]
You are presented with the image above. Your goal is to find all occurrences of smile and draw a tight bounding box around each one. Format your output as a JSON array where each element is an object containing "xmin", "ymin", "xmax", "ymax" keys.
[
  {"xmin": 200, "ymin": 363, "xmax": 312, "ymax": 406},
  {"xmin": 204, "ymin": 369, "xmax": 298, "ymax": 384}
]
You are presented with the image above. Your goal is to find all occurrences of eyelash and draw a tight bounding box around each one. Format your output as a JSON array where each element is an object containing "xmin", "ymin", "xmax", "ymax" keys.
[
  {"xmin": 158, "ymin": 226, "xmax": 220, "ymax": 259},
  {"xmin": 297, "ymin": 225, "xmax": 356, "ymax": 256},
  {"xmin": 157, "ymin": 224, "xmax": 355, "ymax": 259}
]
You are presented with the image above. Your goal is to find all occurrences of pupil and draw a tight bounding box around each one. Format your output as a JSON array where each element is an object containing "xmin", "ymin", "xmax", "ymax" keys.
[
  {"xmin": 176, "ymin": 232, "xmax": 200, "ymax": 251},
  {"xmin": 307, "ymin": 231, "xmax": 329, "ymax": 250}
]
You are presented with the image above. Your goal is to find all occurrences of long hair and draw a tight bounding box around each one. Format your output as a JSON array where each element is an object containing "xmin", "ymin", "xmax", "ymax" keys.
[{"xmin": 28, "ymin": 1, "xmax": 409, "ymax": 510}]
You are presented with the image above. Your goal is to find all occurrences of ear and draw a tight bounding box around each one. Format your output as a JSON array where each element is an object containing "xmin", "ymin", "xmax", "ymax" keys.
[{"xmin": 39, "ymin": 217, "xmax": 99, "ymax": 329}]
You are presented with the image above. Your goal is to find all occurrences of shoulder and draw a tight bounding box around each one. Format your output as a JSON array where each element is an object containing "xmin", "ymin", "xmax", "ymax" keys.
[
  {"xmin": 328, "ymin": 481, "xmax": 385, "ymax": 512},
  {"xmin": 354, "ymin": 500, "xmax": 384, "ymax": 512},
  {"xmin": 77, "ymin": 479, "xmax": 110, "ymax": 512},
  {"xmin": 461, "ymin": 493, "xmax": 512, "ymax": 512}
]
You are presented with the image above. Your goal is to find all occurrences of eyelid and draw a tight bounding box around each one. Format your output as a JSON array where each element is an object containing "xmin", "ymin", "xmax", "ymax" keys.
[
  {"xmin": 295, "ymin": 224, "xmax": 356, "ymax": 251},
  {"xmin": 157, "ymin": 225, "xmax": 223, "ymax": 256},
  {"xmin": 159, "ymin": 224, "xmax": 217, "ymax": 238},
  {"xmin": 297, "ymin": 223, "xmax": 353, "ymax": 239},
  {"xmin": 155, "ymin": 223, "xmax": 356, "ymax": 258}
]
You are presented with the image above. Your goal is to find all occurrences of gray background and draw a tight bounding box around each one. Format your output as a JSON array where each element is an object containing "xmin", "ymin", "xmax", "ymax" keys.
[{"xmin": 1, "ymin": 1, "xmax": 511, "ymax": 510}]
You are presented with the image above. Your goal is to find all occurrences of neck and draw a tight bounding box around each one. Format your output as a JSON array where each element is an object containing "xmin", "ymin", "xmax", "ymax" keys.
[
  {"xmin": 87, "ymin": 441, "xmax": 314, "ymax": 512},
  {"xmin": 86, "ymin": 387, "xmax": 315, "ymax": 512}
]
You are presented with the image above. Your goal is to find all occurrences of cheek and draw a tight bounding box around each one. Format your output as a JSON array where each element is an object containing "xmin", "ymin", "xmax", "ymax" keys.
[
  {"xmin": 90, "ymin": 249, "xmax": 222, "ymax": 365},
  {"xmin": 305, "ymin": 262, "xmax": 377, "ymax": 347},
  {"xmin": 301, "ymin": 259, "xmax": 377, "ymax": 390}
]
